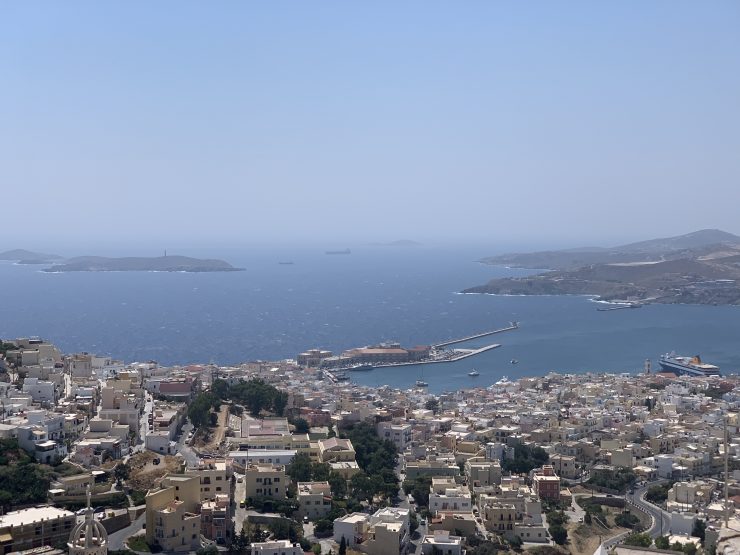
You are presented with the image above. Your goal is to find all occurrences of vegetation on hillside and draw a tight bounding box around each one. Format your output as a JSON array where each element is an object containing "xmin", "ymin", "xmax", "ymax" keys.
[
  {"xmin": 0, "ymin": 439, "xmax": 53, "ymax": 510},
  {"xmin": 587, "ymin": 468, "xmax": 636, "ymax": 493},
  {"xmin": 340, "ymin": 422, "xmax": 399, "ymax": 501},
  {"xmin": 212, "ymin": 378, "xmax": 288, "ymax": 416},
  {"xmin": 502, "ymin": 443, "xmax": 549, "ymax": 474}
]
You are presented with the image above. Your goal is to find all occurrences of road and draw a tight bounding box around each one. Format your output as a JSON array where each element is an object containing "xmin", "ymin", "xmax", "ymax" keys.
[
  {"xmin": 629, "ymin": 484, "xmax": 671, "ymax": 538},
  {"xmin": 176, "ymin": 422, "xmax": 199, "ymax": 466},
  {"xmin": 591, "ymin": 483, "xmax": 671, "ymax": 555},
  {"xmin": 107, "ymin": 512, "xmax": 146, "ymax": 550}
]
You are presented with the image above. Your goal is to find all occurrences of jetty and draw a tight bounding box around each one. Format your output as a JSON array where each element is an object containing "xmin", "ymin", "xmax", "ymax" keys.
[
  {"xmin": 371, "ymin": 343, "xmax": 501, "ymax": 369},
  {"xmin": 434, "ymin": 322, "xmax": 518, "ymax": 348}
]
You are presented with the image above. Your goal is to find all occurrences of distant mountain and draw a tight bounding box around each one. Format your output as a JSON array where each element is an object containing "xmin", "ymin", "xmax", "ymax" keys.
[
  {"xmin": 614, "ymin": 229, "xmax": 740, "ymax": 254},
  {"xmin": 0, "ymin": 249, "xmax": 62, "ymax": 263},
  {"xmin": 481, "ymin": 229, "xmax": 740, "ymax": 270},
  {"xmin": 466, "ymin": 230, "xmax": 740, "ymax": 306},
  {"xmin": 44, "ymin": 255, "xmax": 243, "ymax": 273}
]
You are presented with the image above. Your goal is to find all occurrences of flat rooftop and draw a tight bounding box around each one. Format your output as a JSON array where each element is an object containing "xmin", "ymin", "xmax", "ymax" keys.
[{"xmin": 0, "ymin": 506, "xmax": 74, "ymax": 527}]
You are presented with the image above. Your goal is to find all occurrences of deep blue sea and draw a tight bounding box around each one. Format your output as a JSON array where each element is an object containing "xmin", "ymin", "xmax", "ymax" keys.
[{"xmin": 2, "ymin": 246, "xmax": 740, "ymax": 393}]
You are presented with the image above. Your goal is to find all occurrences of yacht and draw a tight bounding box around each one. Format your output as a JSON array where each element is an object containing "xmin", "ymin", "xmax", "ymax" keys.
[
  {"xmin": 415, "ymin": 379, "xmax": 429, "ymax": 387},
  {"xmin": 468, "ymin": 369, "xmax": 480, "ymax": 377}
]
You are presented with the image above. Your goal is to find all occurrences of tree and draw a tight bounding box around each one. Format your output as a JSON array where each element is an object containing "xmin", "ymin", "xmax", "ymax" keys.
[
  {"xmin": 338, "ymin": 536, "xmax": 347, "ymax": 555},
  {"xmin": 549, "ymin": 524, "xmax": 568, "ymax": 545},
  {"xmin": 615, "ymin": 512, "xmax": 639, "ymax": 528},
  {"xmin": 211, "ymin": 378, "xmax": 230, "ymax": 400},
  {"xmin": 692, "ymin": 519, "xmax": 706, "ymax": 543},
  {"xmin": 114, "ymin": 462, "xmax": 130, "ymax": 481},
  {"xmin": 314, "ymin": 519, "xmax": 333, "ymax": 537},
  {"xmin": 287, "ymin": 452, "xmax": 313, "ymax": 483},
  {"xmin": 624, "ymin": 533, "xmax": 653, "ymax": 548},
  {"xmin": 273, "ymin": 391, "xmax": 289, "ymax": 416},
  {"xmin": 502, "ymin": 444, "xmax": 549, "ymax": 474},
  {"xmin": 328, "ymin": 472, "xmax": 347, "ymax": 497},
  {"xmin": 655, "ymin": 536, "xmax": 671, "ymax": 550},
  {"xmin": 425, "ymin": 398, "xmax": 440, "ymax": 414},
  {"xmin": 584, "ymin": 512, "xmax": 592, "ymax": 524},
  {"xmin": 196, "ymin": 546, "xmax": 218, "ymax": 555},
  {"xmin": 646, "ymin": 483, "xmax": 672, "ymax": 504},
  {"xmin": 188, "ymin": 392, "xmax": 217, "ymax": 429},
  {"xmin": 293, "ymin": 417, "xmax": 310, "ymax": 434}
]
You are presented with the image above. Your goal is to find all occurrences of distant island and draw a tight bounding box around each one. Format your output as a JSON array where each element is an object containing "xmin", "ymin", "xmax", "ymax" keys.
[
  {"xmin": 0, "ymin": 249, "xmax": 62, "ymax": 264},
  {"xmin": 43, "ymin": 255, "xmax": 243, "ymax": 273},
  {"xmin": 463, "ymin": 229, "xmax": 740, "ymax": 305}
]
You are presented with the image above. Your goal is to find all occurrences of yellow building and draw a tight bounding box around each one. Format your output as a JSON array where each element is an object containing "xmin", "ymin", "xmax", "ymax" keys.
[
  {"xmin": 145, "ymin": 475, "xmax": 202, "ymax": 552},
  {"xmin": 244, "ymin": 464, "xmax": 288, "ymax": 500}
]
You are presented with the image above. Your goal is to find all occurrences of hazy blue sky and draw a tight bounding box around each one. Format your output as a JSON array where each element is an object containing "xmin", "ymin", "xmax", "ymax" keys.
[{"xmin": 2, "ymin": 2, "xmax": 739, "ymax": 249}]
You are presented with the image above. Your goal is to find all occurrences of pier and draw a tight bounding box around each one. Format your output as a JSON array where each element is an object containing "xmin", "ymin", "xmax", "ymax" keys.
[
  {"xmin": 433, "ymin": 322, "xmax": 518, "ymax": 348},
  {"xmin": 371, "ymin": 343, "xmax": 501, "ymax": 369}
]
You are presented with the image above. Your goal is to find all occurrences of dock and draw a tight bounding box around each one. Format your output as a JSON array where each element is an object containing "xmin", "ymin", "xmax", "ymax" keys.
[
  {"xmin": 434, "ymin": 322, "xmax": 518, "ymax": 348},
  {"xmin": 371, "ymin": 343, "xmax": 501, "ymax": 369}
]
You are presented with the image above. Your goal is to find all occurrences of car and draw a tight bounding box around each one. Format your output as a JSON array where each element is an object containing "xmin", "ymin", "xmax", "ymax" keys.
[
  {"xmin": 420, "ymin": 519, "xmax": 426, "ymax": 526},
  {"xmin": 152, "ymin": 458, "xmax": 160, "ymax": 465},
  {"xmin": 239, "ymin": 501, "xmax": 245, "ymax": 508},
  {"xmin": 303, "ymin": 516, "xmax": 309, "ymax": 523},
  {"xmin": 578, "ymin": 517, "xmax": 584, "ymax": 523},
  {"xmin": 237, "ymin": 477, "xmax": 243, "ymax": 483}
]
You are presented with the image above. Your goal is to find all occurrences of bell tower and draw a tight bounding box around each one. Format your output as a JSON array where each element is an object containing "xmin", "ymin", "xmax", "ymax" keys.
[{"xmin": 67, "ymin": 485, "xmax": 108, "ymax": 555}]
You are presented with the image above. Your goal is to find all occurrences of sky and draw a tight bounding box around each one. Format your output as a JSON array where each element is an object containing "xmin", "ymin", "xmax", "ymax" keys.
[{"xmin": 2, "ymin": 1, "xmax": 739, "ymax": 250}]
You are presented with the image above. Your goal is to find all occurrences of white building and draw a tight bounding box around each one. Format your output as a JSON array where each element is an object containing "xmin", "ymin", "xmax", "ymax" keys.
[
  {"xmin": 22, "ymin": 378, "xmax": 59, "ymax": 405},
  {"xmin": 377, "ymin": 421, "xmax": 413, "ymax": 451},
  {"xmin": 249, "ymin": 540, "xmax": 303, "ymax": 555},
  {"xmin": 421, "ymin": 530, "xmax": 464, "ymax": 555}
]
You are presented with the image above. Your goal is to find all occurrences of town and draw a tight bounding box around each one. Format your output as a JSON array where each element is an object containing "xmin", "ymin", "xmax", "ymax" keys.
[{"xmin": 1, "ymin": 337, "xmax": 740, "ymax": 555}]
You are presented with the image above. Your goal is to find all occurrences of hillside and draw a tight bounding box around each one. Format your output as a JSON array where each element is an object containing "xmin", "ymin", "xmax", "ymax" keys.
[
  {"xmin": 465, "ymin": 230, "xmax": 740, "ymax": 305},
  {"xmin": 44, "ymin": 255, "xmax": 243, "ymax": 273},
  {"xmin": 481, "ymin": 229, "xmax": 740, "ymax": 270}
]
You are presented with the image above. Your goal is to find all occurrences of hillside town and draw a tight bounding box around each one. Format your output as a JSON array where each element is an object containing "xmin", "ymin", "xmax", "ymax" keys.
[{"xmin": 2, "ymin": 337, "xmax": 740, "ymax": 555}]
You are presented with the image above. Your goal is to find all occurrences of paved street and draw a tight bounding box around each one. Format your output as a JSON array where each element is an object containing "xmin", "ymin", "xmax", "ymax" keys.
[{"xmin": 107, "ymin": 512, "xmax": 146, "ymax": 550}]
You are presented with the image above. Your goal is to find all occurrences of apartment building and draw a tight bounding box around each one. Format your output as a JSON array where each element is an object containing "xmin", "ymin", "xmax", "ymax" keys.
[
  {"xmin": 145, "ymin": 475, "xmax": 202, "ymax": 552},
  {"xmin": 532, "ymin": 465, "xmax": 560, "ymax": 501},
  {"xmin": 377, "ymin": 420, "xmax": 413, "ymax": 451},
  {"xmin": 186, "ymin": 459, "xmax": 232, "ymax": 501},
  {"xmin": 296, "ymin": 482, "xmax": 332, "ymax": 520},
  {"xmin": 0, "ymin": 506, "xmax": 76, "ymax": 553},
  {"xmin": 244, "ymin": 464, "xmax": 288, "ymax": 500}
]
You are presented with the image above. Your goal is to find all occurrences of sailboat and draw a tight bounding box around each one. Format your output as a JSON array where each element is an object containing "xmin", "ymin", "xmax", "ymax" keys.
[{"xmin": 415, "ymin": 368, "xmax": 428, "ymax": 387}]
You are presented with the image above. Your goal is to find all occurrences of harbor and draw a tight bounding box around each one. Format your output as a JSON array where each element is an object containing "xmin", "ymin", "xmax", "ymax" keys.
[{"xmin": 321, "ymin": 324, "xmax": 519, "ymax": 382}]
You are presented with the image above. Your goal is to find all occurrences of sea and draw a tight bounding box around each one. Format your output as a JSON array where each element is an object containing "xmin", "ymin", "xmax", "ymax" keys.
[{"xmin": 2, "ymin": 245, "xmax": 740, "ymax": 393}]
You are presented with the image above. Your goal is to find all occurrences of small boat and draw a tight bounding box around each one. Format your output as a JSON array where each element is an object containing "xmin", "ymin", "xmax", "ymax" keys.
[
  {"xmin": 468, "ymin": 369, "xmax": 480, "ymax": 377},
  {"xmin": 415, "ymin": 380, "xmax": 429, "ymax": 387},
  {"xmin": 278, "ymin": 261, "xmax": 294, "ymax": 265},
  {"xmin": 510, "ymin": 359, "xmax": 519, "ymax": 365},
  {"xmin": 325, "ymin": 249, "xmax": 351, "ymax": 255}
]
